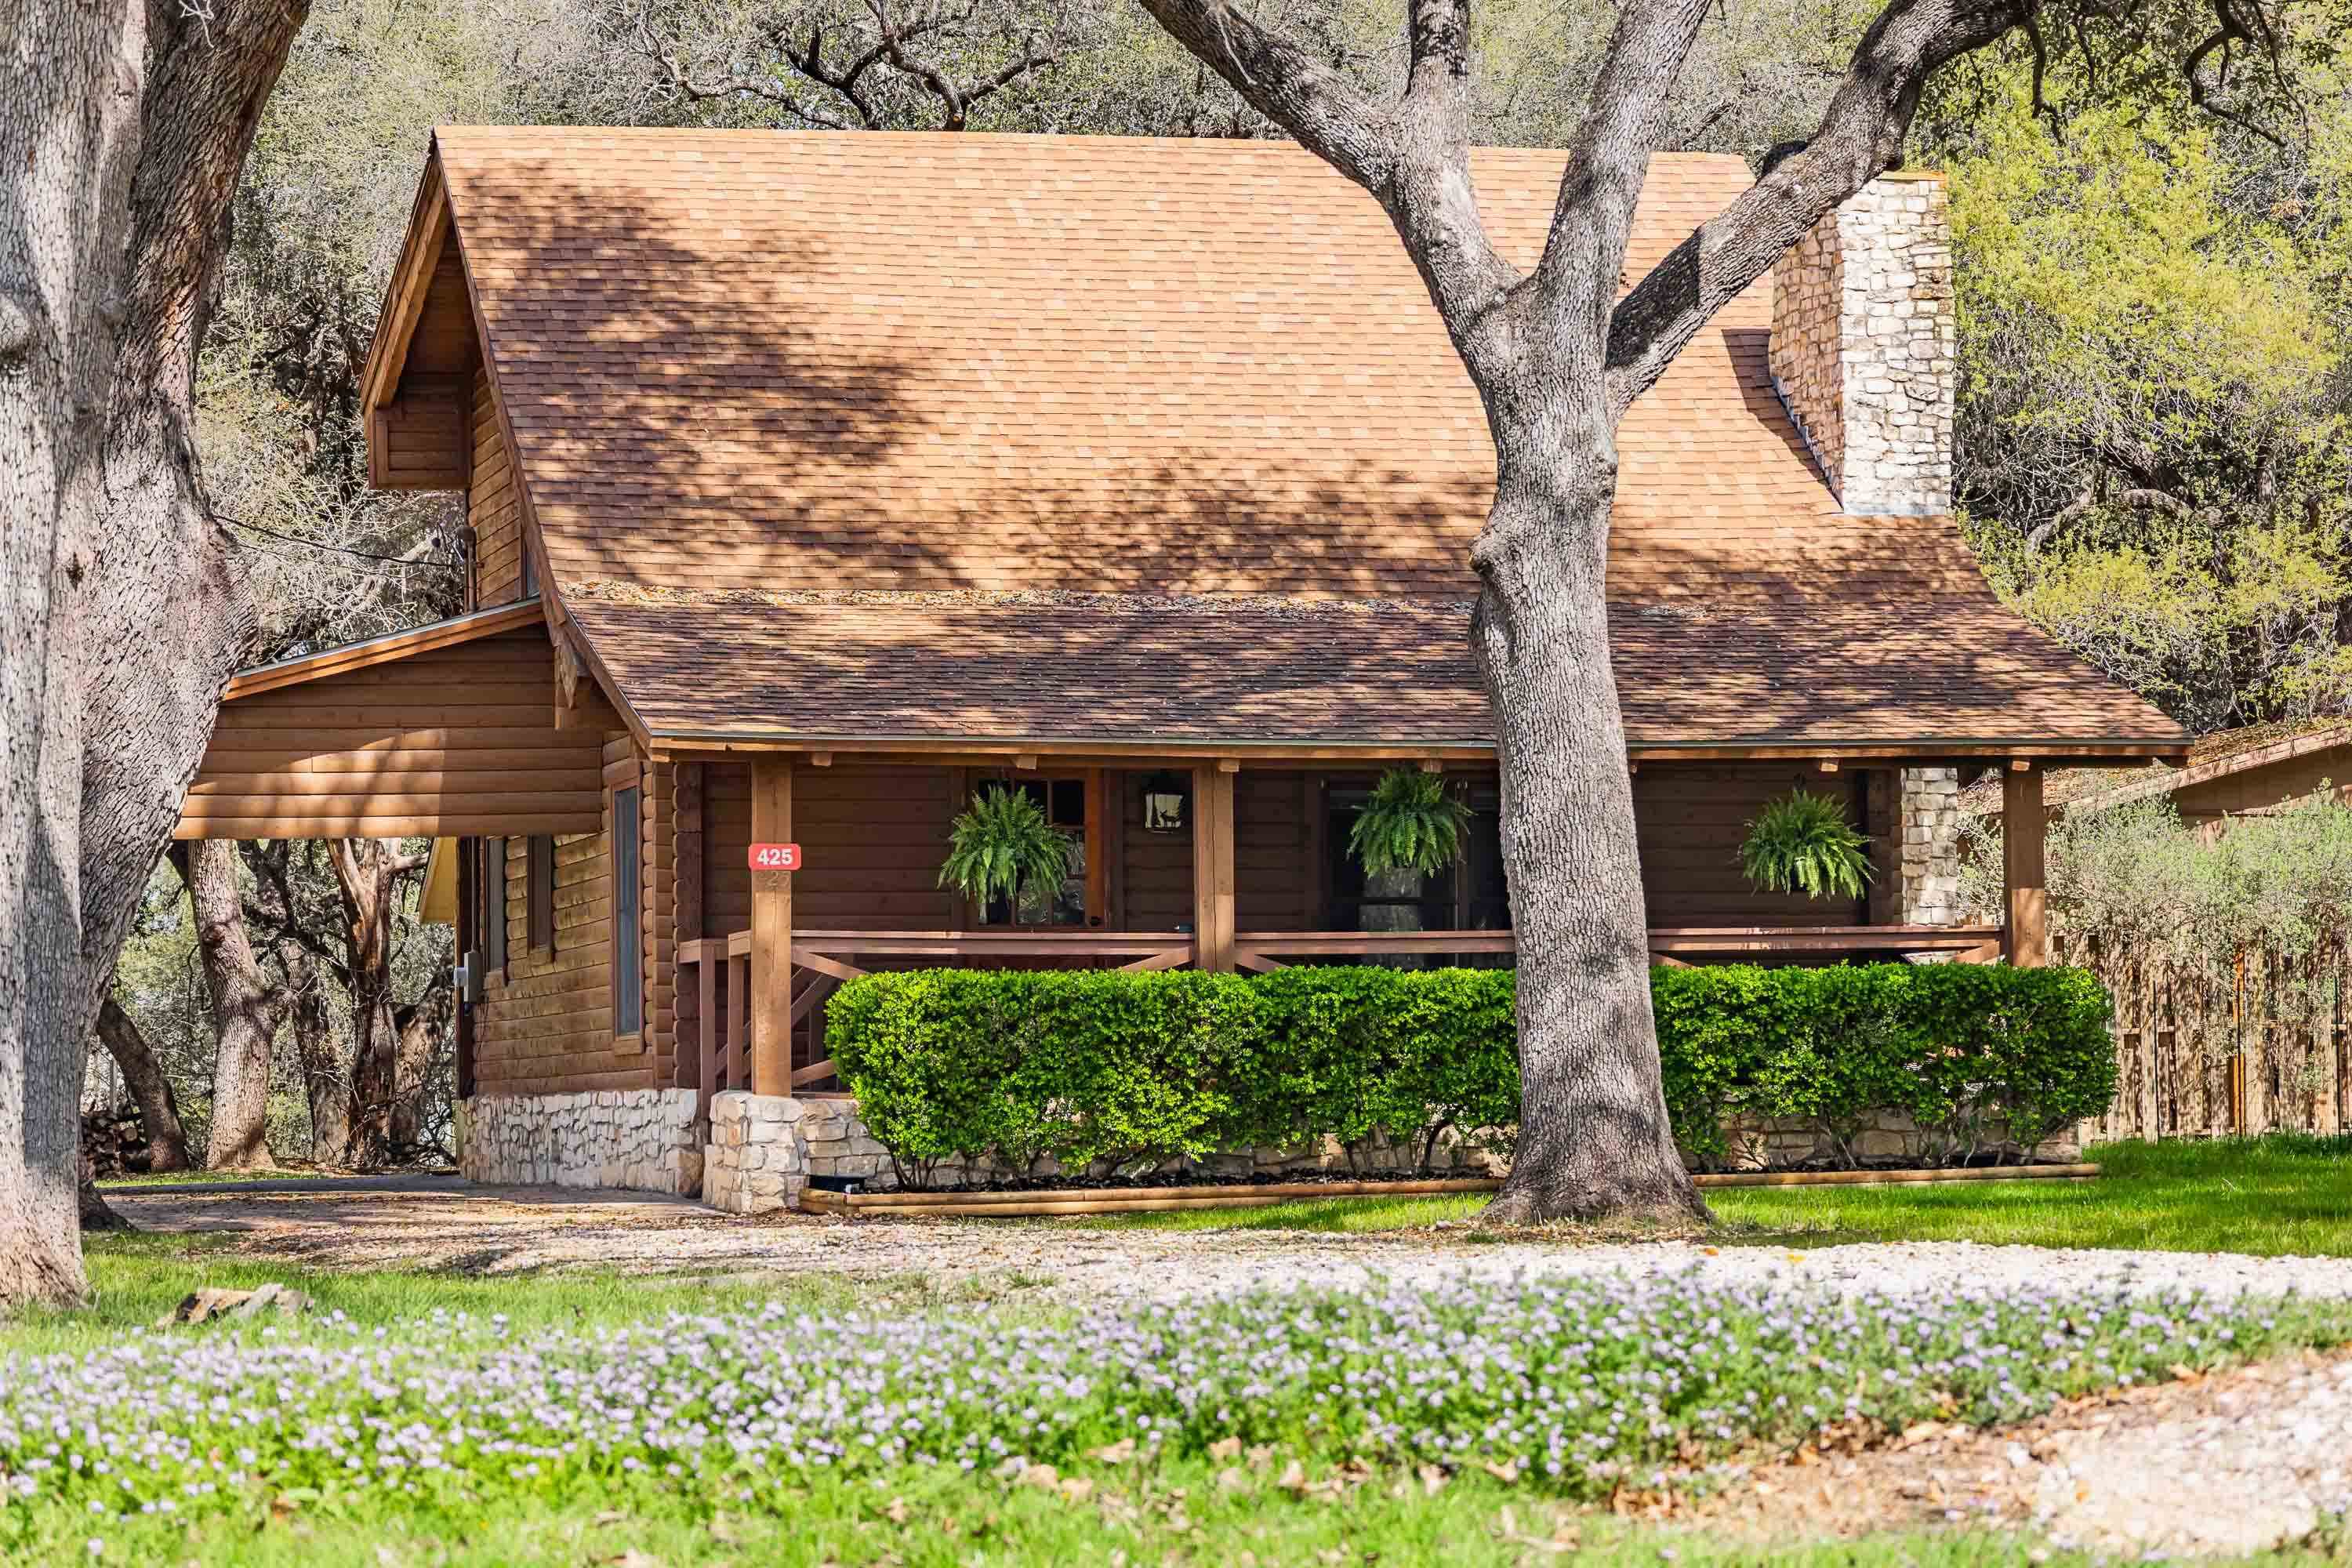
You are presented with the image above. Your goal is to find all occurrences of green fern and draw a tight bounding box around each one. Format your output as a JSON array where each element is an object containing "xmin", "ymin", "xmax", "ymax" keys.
[
  {"xmin": 939, "ymin": 786, "xmax": 1073, "ymax": 905},
  {"xmin": 1348, "ymin": 769, "xmax": 1473, "ymax": 879},
  {"xmin": 1739, "ymin": 789, "xmax": 1875, "ymax": 901}
]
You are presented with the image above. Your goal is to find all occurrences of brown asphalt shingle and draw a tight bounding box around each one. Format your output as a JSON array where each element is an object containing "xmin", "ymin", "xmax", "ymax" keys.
[{"xmin": 426, "ymin": 127, "xmax": 2183, "ymax": 750}]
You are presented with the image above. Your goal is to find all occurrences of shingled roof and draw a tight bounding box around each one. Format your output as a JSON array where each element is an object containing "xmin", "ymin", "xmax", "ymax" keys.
[{"xmin": 399, "ymin": 126, "xmax": 2184, "ymax": 757}]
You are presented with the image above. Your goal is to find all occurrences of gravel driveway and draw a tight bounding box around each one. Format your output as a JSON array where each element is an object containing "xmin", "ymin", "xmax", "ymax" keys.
[
  {"xmin": 104, "ymin": 1175, "xmax": 2352, "ymax": 1305},
  {"xmin": 101, "ymin": 1177, "xmax": 2352, "ymax": 1555}
]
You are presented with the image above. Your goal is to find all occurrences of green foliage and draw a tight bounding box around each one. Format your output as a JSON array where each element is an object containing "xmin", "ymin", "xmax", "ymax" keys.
[
  {"xmin": 828, "ymin": 964, "xmax": 2117, "ymax": 1182},
  {"xmin": 937, "ymin": 786, "xmax": 1074, "ymax": 907},
  {"xmin": 1944, "ymin": 74, "xmax": 2352, "ymax": 731},
  {"xmin": 1737, "ymin": 791, "xmax": 1873, "ymax": 902},
  {"xmin": 1348, "ymin": 770, "xmax": 1473, "ymax": 879},
  {"xmin": 1965, "ymin": 788, "xmax": 2352, "ymax": 1044}
]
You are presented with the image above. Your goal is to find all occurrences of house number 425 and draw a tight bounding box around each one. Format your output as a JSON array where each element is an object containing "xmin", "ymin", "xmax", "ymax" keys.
[{"xmin": 749, "ymin": 843, "xmax": 802, "ymax": 871}]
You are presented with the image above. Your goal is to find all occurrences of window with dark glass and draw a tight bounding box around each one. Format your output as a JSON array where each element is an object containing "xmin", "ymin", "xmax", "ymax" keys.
[
  {"xmin": 482, "ymin": 837, "xmax": 507, "ymax": 977},
  {"xmin": 1324, "ymin": 782, "xmax": 1508, "ymax": 932},
  {"xmin": 978, "ymin": 777, "xmax": 1088, "ymax": 927},
  {"xmin": 612, "ymin": 787, "xmax": 643, "ymax": 1036},
  {"xmin": 527, "ymin": 834, "xmax": 554, "ymax": 953}
]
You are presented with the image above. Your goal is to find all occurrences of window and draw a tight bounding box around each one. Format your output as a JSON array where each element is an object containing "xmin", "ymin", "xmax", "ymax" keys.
[
  {"xmin": 527, "ymin": 834, "xmax": 554, "ymax": 953},
  {"xmin": 1325, "ymin": 782, "xmax": 1507, "ymax": 933},
  {"xmin": 481, "ymin": 837, "xmax": 507, "ymax": 978},
  {"xmin": 978, "ymin": 777, "xmax": 1090, "ymax": 927},
  {"xmin": 612, "ymin": 786, "xmax": 643, "ymax": 1039}
]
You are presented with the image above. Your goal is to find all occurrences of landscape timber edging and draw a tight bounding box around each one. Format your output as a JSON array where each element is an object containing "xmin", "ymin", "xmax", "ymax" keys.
[{"xmin": 793, "ymin": 1163, "xmax": 2102, "ymax": 1217}]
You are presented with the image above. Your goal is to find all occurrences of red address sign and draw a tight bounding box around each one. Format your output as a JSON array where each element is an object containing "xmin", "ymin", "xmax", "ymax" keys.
[{"xmin": 748, "ymin": 843, "xmax": 802, "ymax": 872}]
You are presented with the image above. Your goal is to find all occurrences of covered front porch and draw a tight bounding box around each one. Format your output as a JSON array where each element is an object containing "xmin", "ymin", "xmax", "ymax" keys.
[{"xmin": 670, "ymin": 752, "xmax": 2051, "ymax": 1112}]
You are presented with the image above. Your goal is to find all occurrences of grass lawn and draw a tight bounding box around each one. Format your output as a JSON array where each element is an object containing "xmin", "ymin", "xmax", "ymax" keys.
[
  {"xmin": 93, "ymin": 1166, "xmax": 364, "ymax": 1189},
  {"xmin": 29, "ymin": 1473, "xmax": 2352, "ymax": 1566},
  {"xmin": 1076, "ymin": 1134, "xmax": 2352, "ymax": 1254},
  {"xmin": 11, "ymin": 1245, "xmax": 2350, "ymax": 1566}
]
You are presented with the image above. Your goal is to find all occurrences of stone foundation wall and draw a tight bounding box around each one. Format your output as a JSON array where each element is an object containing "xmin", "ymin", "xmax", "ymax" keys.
[
  {"xmin": 702, "ymin": 1091, "xmax": 809, "ymax": 1214},
  {"xmin": 458, "ymin": 1088, "xmax": 702, "ymax": 1194},
  {"xmin": 697, "ymin": 1094, "xmax": 2073, "ymax": 1214},
  {"xmin": 1715, "ymin": 1109, "xmax": 2079, "ymax": 1171}
]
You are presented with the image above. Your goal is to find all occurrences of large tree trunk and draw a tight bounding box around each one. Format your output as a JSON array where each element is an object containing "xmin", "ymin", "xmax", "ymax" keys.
[
  {"xmin": 179, "ymin": 840, "xmax": 285, "ymax": 1170},
  {"xmin": 0, "ymin": 0, "xmax": 307, "ymax": 1307},
  {"xmin": 93, "ymin": 996, "xmax": 194, "ymax": 1174},
  {"xmin": 1472, "ymin": 459, "xmax": 1706, "ymax": 1225},
  {"xmin": 330, "ymin": 838, "xmax": 426, "ymax": 1168},
  {"xmin": 390, "ymin": 982, "xmax": 452, "ymax": 1158}
]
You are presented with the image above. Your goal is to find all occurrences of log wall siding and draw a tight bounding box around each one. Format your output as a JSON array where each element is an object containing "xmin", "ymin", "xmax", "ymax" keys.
[
  {"xmin": 1120, "ymin": 774, "xmax": 1195, "ymax": 931},
  {"xmin": 177, "ymin": 628, "xmax": 606, "ymax": 840},
  {"xmin": 1632, "ymin": 764, "xmax": 1868, "ymax": 927},
  {"xmin": 470, "ymin": 729, "xmax": 653, "ymax": 1096},
  {"xmin": 700, "ymin": 763, "xmax": 960, "ymax": 936},
  {"xmin": 1235, "ymin": 770, "xmax": 1312, "ymax": 932},
  {"xmin": 469, "ymin": 368, "xmax": 524, "ymax": 606}
]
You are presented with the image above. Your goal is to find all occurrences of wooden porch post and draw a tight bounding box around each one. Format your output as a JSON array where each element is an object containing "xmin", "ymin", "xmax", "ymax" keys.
[
  {"xmin": 2002, "ymin": 764, "xmax": 2047, "ymax": 967},
  {"xmin": 750, "ymin": 757, "xmax": 793, "ymax": 1094},
  {"xmin": 1192, "ymin": 763, "xmax": 1236, "ymax": 971}
]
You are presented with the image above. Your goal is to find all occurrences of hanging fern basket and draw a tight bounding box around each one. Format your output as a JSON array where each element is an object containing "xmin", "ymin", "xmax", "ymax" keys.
[
  {"xmin": 1348, "ymin": 769, "xmax": 1473, "ymax": 880},
  {"xmin": 938, "ymin": 785, "xmax": 1074, "ymax": 907},
  {"xmin": 1738, "ymin": 789, "xmax": 1875, "ymax": 902}
]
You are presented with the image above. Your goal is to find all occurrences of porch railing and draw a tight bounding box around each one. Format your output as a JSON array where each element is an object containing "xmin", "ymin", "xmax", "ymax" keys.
[
  {"xmin": 676, "ymin": 929, "xmax": 1196, "ymax": 1115},
  {"xmin": 677, "ymin": 923, "xmax": 2007, "ymax": 1116}
]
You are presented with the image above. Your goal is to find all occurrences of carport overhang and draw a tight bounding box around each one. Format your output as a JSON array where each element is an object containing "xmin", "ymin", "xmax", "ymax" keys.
[{"xmin": 176, "ymin": 600, "xmax": 611, "ymax": 840}]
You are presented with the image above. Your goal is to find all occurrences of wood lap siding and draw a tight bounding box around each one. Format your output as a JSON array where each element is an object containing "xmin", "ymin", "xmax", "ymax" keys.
[
  {"xmin": 1235, "ymin": 771, "xmax": 1311, "ymax": 931},
  {"xmin": 469, "ymin": 368, "xmax": 523, "ymax": 605},
  {"xmin": 1120, "ymin": 777, "xmax": 1194, "ymax": 931},
  {"xmin": 1634, "ymin": 764, "xmax": 1867, "ymax": 927},
  {"xmin": 470, "ymin": 731, "xmax": 652, "ymax": 1097},
  {"xmin": 700, "ymin": 763, "xmax": 958, "ymax": 936},
  {"xmin": 178, "ymin": 628, "xmax": 604, "ymax": 840}
]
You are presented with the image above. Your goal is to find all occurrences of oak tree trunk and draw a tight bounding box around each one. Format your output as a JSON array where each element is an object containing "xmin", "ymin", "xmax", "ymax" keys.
[
  {"xmin": 93, "ymin": 995, "xmax": 194, "ymax": 1174},
  {"xmin": 180, "ymin": 840, "xmax": 285, "ymax": 1170},
  {"xmin": 331, "ymin": 838, "xmax": 425, "ymax": 1169},
  {"xmin": 390, "ymin": 982, "xmax": 451, "ymax": 1158},
  {"xmin": 1473, "ymin": 461, "xmax": 1704, "ymax": 1224},
  {"xmin": 0, "ymin": 0, "xmax": 307, "ymax": 1306}
]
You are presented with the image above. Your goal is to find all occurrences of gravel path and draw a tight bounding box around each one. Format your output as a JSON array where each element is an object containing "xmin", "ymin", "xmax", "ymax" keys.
[
  {"xmin": 105, "ymin": 1180, "xmax": 2352, "ymax": 1305},
  {"xmin": 1702, "ymin": 1348, "xmax": 2352, "ymax": 1556}
]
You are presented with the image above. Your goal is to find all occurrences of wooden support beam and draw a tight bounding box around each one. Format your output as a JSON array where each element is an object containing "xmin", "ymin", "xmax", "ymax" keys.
[
  {"xmin": 1817, "ymin": 760, "xmax": 1839, "ymax": 773},
  {"xmin": 750, "ymin": 757, "xmax": 793, "ymax": 1094},
  {"xmin": 2002, "ymin": 765, "xmax": 2048, "ymax": 967},
  {"xmin": 811, "ymin": 750, "xmax": 833, "ymax": 768},
  {"xmin": 1218, "ymin": 757, "xmax": 1241, "ymax": 774},
  {"xmin": 1417, "ymin": 758, "xmax": 1443, "ymax": 773},
  {"xmin": 1192, "ymin": 764, "xmax": 1237, "ymax": 972}
]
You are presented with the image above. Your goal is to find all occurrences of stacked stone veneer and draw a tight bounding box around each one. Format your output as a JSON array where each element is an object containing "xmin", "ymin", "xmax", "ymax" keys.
[
  {"xmin": 1867, "ymin": 767, "xmax": 1966, "ymax": 928},
  {"xmin": 697, "ymin": 1092, "xmax": 2061, "ymax": 1215},
  {"xmin": 459, "ymin": 1088, "xmax": 702, "ymax": 1193},
  {"xmin": 1769, "ymin": 173, "xmax": 1956, "ymax": 518}
]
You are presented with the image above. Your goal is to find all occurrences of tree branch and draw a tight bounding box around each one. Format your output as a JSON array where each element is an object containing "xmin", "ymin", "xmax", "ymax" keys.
[
  {"xmin": 1131, "ymin": 0, "xmax": 1393, "ymax": 187},
  {"xmin": 1602, "ymin": 0, "xmax": 2027, "ymax": 419}
]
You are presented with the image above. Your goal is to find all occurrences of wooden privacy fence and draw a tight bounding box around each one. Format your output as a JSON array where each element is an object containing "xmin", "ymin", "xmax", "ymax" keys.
[{"xmin": 2067, "ymin": 935, "xmax": 2352, "ymax": 1141}]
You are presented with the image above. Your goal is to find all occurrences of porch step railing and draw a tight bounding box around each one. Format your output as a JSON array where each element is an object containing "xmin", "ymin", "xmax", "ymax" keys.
[{"xmin": 676, "ymin": 929, "xmax": 1196, "ymax": 1116}]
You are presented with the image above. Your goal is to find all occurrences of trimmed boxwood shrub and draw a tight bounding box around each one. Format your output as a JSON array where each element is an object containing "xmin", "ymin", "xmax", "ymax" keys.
[{"xmin": 826, "ymin": 963, "xmax": 2117, "ymax": 1186}]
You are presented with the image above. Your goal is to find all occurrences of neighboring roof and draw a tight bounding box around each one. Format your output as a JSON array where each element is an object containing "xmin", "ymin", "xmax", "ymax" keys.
[
  {"xmin": 568, "ymin": 575, "xmax": 2186, "ymax": 753},
  {"xmin": 403, "ymin": 126, "xmax": 2184, "ymax": 755},
  {"xmin": 1965, "ymin": 719, "xmax": 2352, "ymax": 816},
  {"xmin": 222, "ymin": 599, "xmax": 544, "ymax": 700}
]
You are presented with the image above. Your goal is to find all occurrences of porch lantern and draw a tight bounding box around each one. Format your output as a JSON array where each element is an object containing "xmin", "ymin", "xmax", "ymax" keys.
[{"xmin": 1141, "ymin": 771, "xmax": 1189, "ymax": 833}]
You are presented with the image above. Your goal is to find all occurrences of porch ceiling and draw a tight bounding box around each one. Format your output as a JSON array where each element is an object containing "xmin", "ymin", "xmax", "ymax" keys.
[{"xmin": 564, "ymin": 585, "xmax": 2189, "ymax": 760}]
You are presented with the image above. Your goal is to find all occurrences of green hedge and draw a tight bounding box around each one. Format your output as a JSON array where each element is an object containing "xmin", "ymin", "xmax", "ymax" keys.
[{"xmin": 824, "ymin": 964, "xmax": 2116, "ymax": 1186}]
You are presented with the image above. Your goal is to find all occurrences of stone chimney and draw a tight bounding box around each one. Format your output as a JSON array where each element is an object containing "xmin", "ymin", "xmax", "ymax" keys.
[{"xmin": 1768, "ymin": 172, "xmax": 1956, "ymax": 517}]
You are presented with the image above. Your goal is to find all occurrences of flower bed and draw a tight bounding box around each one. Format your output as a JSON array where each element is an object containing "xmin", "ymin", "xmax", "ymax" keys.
[
  {"xmin": 2, "ymin": 1276, "xmax": 2337, "ymax": 1552},
  {"xmin": 822, "ymin": 964, "xmax": 2118, "ymax": 1189}
]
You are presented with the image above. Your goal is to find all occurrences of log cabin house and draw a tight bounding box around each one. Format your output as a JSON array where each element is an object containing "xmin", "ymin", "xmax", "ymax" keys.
[{"xmin": 175, "ymin": 128, "xmax": 2186, "ymax": 1203}]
